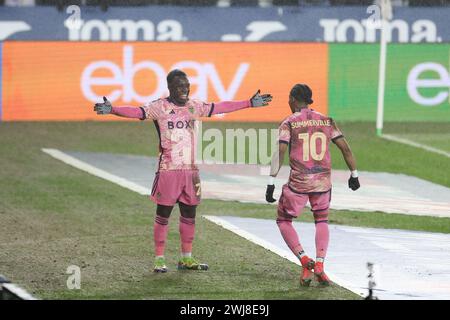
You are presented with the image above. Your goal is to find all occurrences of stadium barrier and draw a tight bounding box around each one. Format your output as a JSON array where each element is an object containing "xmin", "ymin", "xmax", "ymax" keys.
[
  {"xmin": 0, "ymin": 42, "xmax": 328, "ymax": 121},
  {"xmin": 329, "ymin": 43, "xmax": 450, "ymax": 122},
  {"xmin": 1, "ymin": 6, "xmax": 449, "ymax": 42},
  {"xmin": 0, "ymin": 41, "xmax": 449, "ymax": 122}
]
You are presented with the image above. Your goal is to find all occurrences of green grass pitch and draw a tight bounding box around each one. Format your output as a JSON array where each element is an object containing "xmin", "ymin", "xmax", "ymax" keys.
[{"xmin": 0, "ymin": 121, "xmax": 449, "ymax": 299}]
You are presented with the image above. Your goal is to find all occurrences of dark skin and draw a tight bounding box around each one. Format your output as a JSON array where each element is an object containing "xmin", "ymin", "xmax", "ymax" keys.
[
  {"xmin": 168, "ymin": 75, "xmax": 190, "ymax": 106},
  {"xmin": 157, "ymin": 203, "xmax": 197, "ymax": 219},
  {"xmin": 157, "ymin": 75, "xmax": 196, "ymax": 219}
]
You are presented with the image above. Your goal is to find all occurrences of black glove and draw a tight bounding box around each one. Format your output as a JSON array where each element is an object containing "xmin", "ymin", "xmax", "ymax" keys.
[
  {"xmin": 265, "ymin": 184, "xmax": 276, "ymax": 203},
  {"xmin": 94, "ymin": 96, "xmax": 113, "ymax": 115},
  {"xmin": 250, "ymin": 89, "xmax": 273, "ymax": 107},
  {"xmin": 348, "ymin": 176, "xmax": 360, "ymax": 191}
]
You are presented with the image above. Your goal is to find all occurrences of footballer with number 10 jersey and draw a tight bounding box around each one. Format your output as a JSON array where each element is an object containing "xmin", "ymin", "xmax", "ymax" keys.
[
  {"xmin": 266, "ymin": 84, "xmax": 360, "ymax": 287},
  {"xmin": 278, "ymin": 110, "xmax": 343, "ymax": 194}
]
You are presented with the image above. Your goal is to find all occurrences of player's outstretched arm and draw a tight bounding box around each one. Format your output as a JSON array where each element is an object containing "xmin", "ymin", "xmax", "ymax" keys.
[
  {"xmin": 334, "ymin": 137, "xmax": 360, "ymax": 191},
  {"xmin": 210, "ymin": 90, "xmax": 272, "ymax": 116},
  {"xmin": 94, "ymin": 96, "xmax": 144, "ymax": 119},
  {"xmin": 265, "ymin": 142, "xmax": 288, "ymax": 203}
]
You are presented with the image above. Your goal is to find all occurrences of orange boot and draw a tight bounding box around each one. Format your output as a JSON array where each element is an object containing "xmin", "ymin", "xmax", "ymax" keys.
[
  {"xmin": 300, "ymin": 256, "xmax": 315, "ymax": 287},
  {"xmin": 314, "ymin": 261, "xmax": 331, "ymax": 286}
]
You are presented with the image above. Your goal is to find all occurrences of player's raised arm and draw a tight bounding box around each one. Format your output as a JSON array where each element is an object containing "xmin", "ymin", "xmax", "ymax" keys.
[
  {"xmin": 331, "ymin": 120, "xmax": 360, "ymax": 191},
  {"xmin": 93, "ymin": 96, "xmax": 146, "ymax": 120},
  {"xmin": 208, "ymin": 90, "xmax": 272, "ymax": 116}
]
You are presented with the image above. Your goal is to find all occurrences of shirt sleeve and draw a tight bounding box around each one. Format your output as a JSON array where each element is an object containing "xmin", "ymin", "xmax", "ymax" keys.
[
  {"xmin": 330, "ymin": 118, "xmax": 344, "ymax": 142},
  {"xmin": 192, "ymin": 99, "xmax": 214, "ymax": 117},
  {"xmin": 210, "ymin": 100, "xmax": 250, "ymax": 115},
  {"xmin": 278, "ymin": 120, "xmax": 291, "ymax": 144},
  {"xmin": 141, "ymin": 100, "xmax": 162, "ymax": 120}
]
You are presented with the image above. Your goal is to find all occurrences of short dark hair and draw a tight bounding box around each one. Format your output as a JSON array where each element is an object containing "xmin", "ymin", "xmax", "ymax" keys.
[
  {"xmin": 167, "ymin": 69, "xmax": 187, "ymax": 85},
  {"xmin": 290, "ymin": 84, "xmax": 313, "ymax": 104}
]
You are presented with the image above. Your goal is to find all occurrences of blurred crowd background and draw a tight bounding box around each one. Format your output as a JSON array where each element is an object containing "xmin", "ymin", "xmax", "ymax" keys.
[
  {"xmin": 1, "ymin": 0, "xmax": 449, "ymax": 123},
  {"xmin": 2, "ymin": 0, "xmax": 450, "ymax": 9}
]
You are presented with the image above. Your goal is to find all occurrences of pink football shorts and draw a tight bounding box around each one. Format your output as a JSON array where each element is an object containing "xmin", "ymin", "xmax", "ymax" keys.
[
  {"xmin": 150, "ymin": 170, "xmax": 201, "ymax": 206},
  {"xmin": 277, "ymin": 183, "xmax": 331, "ymax": 218}
]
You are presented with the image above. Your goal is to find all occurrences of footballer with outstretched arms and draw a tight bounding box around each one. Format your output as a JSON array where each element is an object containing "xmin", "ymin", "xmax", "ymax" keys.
[
  {"xmin": 94, "ymin": 69, "xmax": 272, "ymax": 273},
  {"xmin": 265, "ymin": 84, "xmax": 359, "ymax": 287}
]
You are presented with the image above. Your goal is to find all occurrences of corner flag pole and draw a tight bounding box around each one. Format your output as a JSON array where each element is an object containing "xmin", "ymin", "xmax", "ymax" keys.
[{"xmin": 376, "ymin": 0, "xmax": 392, "ymax": 136}]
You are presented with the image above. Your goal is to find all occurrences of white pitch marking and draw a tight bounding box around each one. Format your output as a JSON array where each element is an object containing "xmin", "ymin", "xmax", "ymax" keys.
[
  {"xmin": 2, "ymin": 283, "xmax": 38, "ymax": 300},
  {"xmin": 203, "ymin": 215, "xmax": 366, "ymax": 298},
  {"xmin": 381, "ymin": 134, "xmax": 450, "ymax": 158},
  {"xmin": 41, "ymin": 148, "xmax": 150, "ymax": 195}
]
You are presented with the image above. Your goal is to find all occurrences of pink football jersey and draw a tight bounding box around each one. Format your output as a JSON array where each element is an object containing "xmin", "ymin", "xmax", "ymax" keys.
[
  {"xmin": 141, "ymin": 98, "xmax": 213, "ymax": 171},
  {"xmin": 278, "ymin": 108, "xmax": 343, "ymax": 193}
]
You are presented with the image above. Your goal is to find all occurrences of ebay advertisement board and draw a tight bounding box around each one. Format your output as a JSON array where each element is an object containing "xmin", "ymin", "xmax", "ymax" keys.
[
  {"xmin": 1, "ymin": 42, "xmax": 328, "ymax": 121},
  {"xmin": 1, "ymin": 42, "xmax": 449, "ymax": 122},
  {"xmin": 328, "ymin": 44, "xmax": 450, "ymax": 122}
]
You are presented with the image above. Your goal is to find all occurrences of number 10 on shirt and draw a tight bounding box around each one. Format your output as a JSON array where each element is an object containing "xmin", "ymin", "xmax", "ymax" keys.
[{"xmin": 297, "ymin": 132, "xmax": 327, "ymax": 161}]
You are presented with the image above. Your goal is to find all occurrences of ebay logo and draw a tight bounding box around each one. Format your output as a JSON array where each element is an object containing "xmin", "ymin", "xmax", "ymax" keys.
[
  {"xmin": 407, "ymin": 62, "xmax": 450, "ymax": 107},
  {"xmin": 81, "ymin": 45, "xmax": 250, "ymax": 104}
]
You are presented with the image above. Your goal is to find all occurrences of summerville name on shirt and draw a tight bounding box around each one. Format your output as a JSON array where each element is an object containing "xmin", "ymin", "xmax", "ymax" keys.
[{"xmin": 290, "ymin": 119, "xmax": 331, "ymax": 129}]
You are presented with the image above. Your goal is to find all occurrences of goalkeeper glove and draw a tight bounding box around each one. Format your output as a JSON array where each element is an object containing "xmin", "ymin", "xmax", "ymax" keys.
[
  {"xmin": 94, "ymin": 96, "xmax": 112, "ymax": 115},
  {"xmin": 348, "ymin": 173, "xmax": 360, "ymax": 191},
  {"xmin": 265, "ymin": 184, "xmax": 276, "ymax": 203},
  {"xmin": 250, "ymin": 90, "xmax": 273, "ymax": 107}
]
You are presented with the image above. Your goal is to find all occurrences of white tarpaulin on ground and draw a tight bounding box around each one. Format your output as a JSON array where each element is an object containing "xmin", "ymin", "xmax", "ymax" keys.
[
  {"xmin": 42, "ymin": 149, "xmax": 450, "ymax": 218},
  {"xmin": 204, "ymin": 215, "xmax": 450, "ymax": 300}
]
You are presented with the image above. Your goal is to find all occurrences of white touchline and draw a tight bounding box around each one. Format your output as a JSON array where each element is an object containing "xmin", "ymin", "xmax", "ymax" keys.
[
  {"xmin": 2, "ymin": 283, "xmax": 38, "ymax": 300},
  {"xmin": 381, "ymin": 134, "xmax": 450, "ymax": 158},
  {"xmin": 41, "ymin": 148, "xmax": 150, "ymax": 195},
  {"xmin": 202, "ymin": 215, "xmax": 366, "ymax": 298}
]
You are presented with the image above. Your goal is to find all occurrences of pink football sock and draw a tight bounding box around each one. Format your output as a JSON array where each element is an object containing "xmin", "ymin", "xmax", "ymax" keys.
[
  {"xmin": 315, "ymin": 219, "xmax": 329, "ymax": 259},
  {"xmin": 154, "ymin": 215, "xmax": 169, "ymax": 257},
  {"xmin": 276, "ymin": 217, "xmax": 304, "ymax": 257},
  {"xmin": 179, "ymin": 216, "xmax": 196, "ymax": 255}
]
